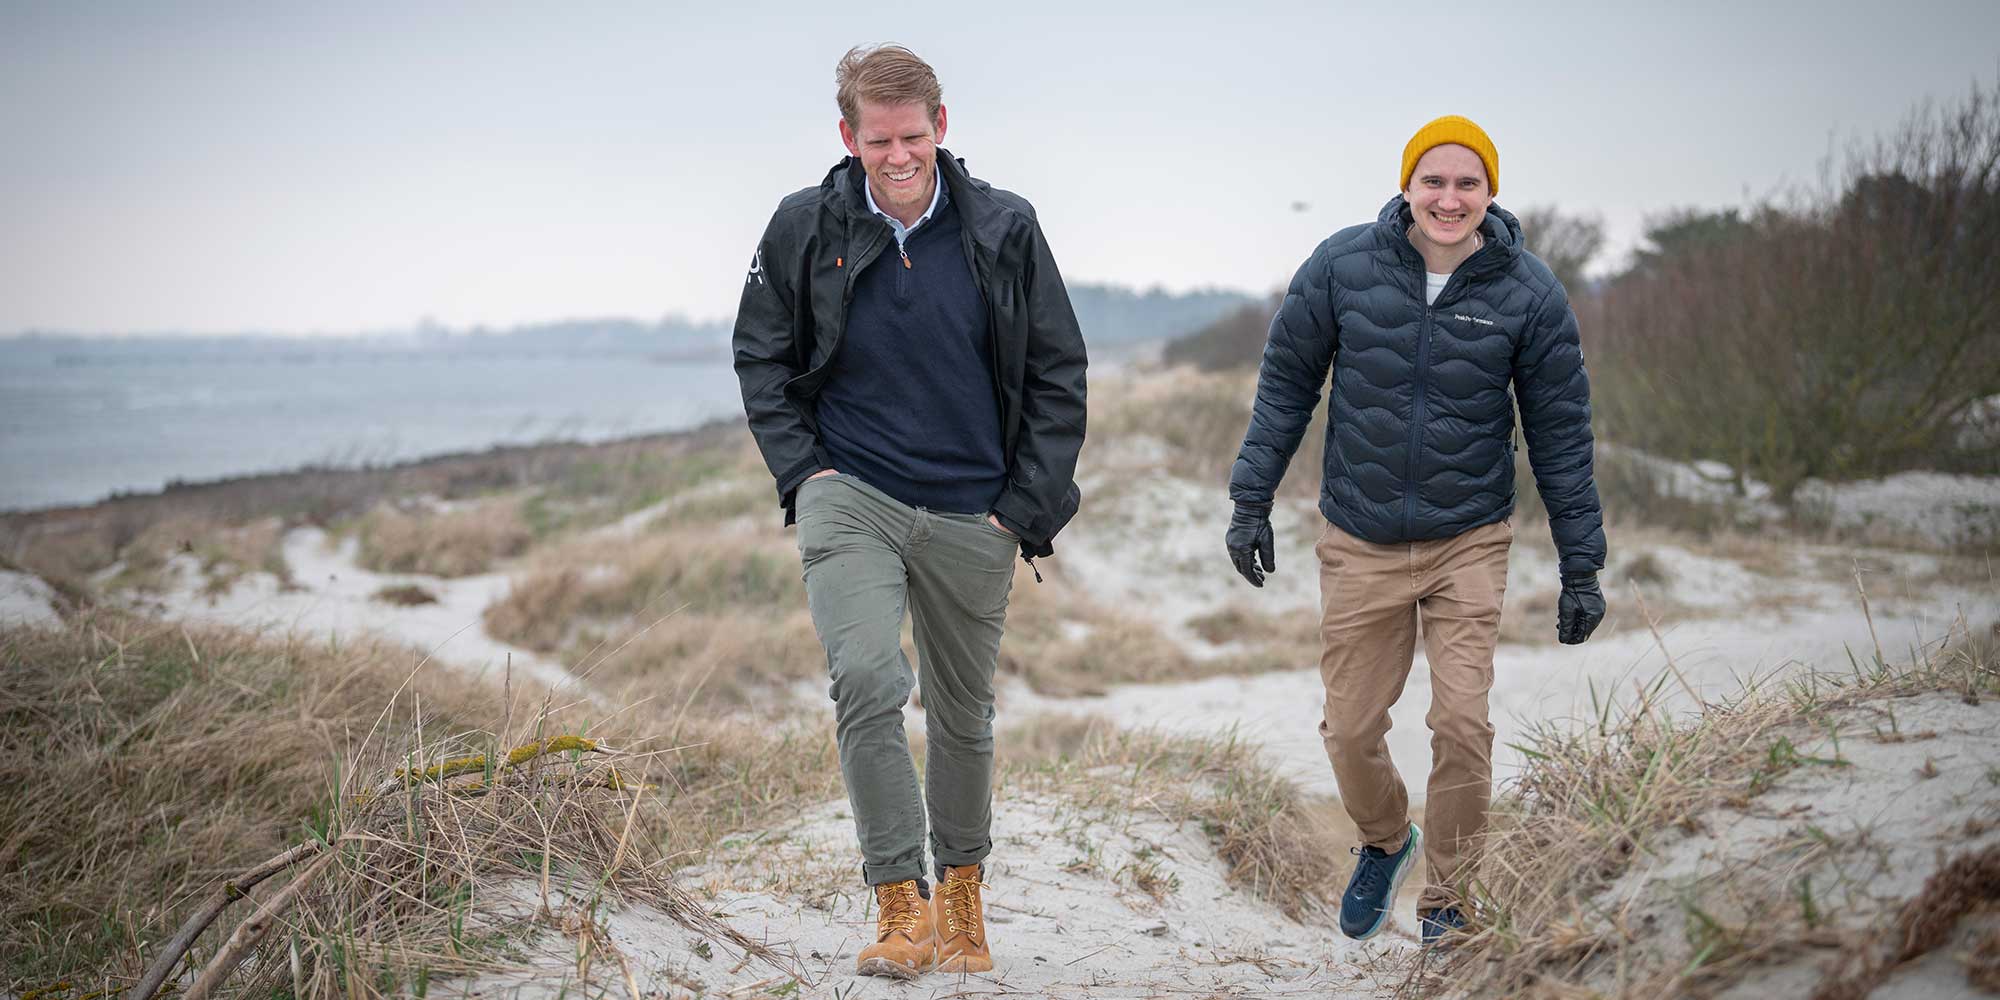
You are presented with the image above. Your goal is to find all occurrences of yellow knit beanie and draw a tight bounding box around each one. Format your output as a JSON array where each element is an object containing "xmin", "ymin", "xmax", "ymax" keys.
[{"xmin": 1400, "ymin": 115, "xmax": 1498, "ymax": 195}]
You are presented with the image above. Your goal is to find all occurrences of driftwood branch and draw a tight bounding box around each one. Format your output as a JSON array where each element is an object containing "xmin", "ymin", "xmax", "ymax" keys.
[
  {"xmin": 183, "ymin": 849, "xmax": 339, "ymax": 1000},
  {"xmin": 131, "ymin": 841, "xmax": 326, "ymax": 1000},
  {"xmin": 363, "ymin": 734, "xmax": 621, "ymax": 800}
]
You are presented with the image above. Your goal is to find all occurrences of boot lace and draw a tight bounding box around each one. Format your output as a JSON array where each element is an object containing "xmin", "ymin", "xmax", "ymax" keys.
[
  {"xmin": 937, "ymin": 871, "xmax": 987, "ymax": 943},
  {"xmin": 1347, "ymin": 845, "xmax": 1391, "ymax": 903},
  {"xmin": 874, "ymin": 880, "xmax": 923, "ymax": 940}
]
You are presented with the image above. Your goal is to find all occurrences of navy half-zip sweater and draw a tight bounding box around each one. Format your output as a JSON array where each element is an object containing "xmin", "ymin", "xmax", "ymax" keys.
[{"xmin": 815, "ymin": 193, "xmax": 1007, "ymax": 514}]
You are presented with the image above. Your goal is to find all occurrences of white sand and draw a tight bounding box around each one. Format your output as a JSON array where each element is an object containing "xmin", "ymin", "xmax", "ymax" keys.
[
  {"xmin": 1797, "ymin": 470, "xmax": 2000, "ymax": 549},
  {"xmin": 1611, "ymin": 446, "xmax": 2000, "ymax": 551},
  {"xmin": 0, "ymin": 569, "xmax": 62, "ymax": 627}
]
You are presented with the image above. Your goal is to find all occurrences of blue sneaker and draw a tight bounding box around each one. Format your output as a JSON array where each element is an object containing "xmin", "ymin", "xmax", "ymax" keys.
[
  {"xmin": 1419, "ymin": 906, "xmax": 1468, "ymax": 946},
  {"xmin": 1338, "ymin": 823, "xmax": 1422, "ymax": 939}
]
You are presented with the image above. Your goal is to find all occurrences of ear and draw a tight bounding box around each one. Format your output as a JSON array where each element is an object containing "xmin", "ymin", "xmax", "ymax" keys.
[
  {"xmin": 933, "ymin": 104, "xmax": 948, "ymax": 144},
  {"xmin": 839, "ymin": 117, "xmax": 860, "ymax": 157}
]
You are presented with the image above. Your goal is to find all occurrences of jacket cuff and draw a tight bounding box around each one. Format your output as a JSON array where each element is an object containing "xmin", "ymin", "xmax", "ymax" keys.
[
  {"xmin": 776, "ymin": 455, "xmax": 826, "ymax": 510},
  {"xmin": 991, "ymin": 509, "xmax": 1029, "ymax": 540},
  {"xmin": 992, "ymin": 488, "xmax": 1045, "ymax": 545},
  {"xmin": 993, "ymin": 488, "xmax": 1061, "ymax": 559}
]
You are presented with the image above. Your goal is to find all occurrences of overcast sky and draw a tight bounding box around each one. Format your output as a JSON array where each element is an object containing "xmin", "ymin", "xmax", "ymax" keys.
[{"xmin": 3, "ymin": 1, "xmax": 1996, "ymax": 335}]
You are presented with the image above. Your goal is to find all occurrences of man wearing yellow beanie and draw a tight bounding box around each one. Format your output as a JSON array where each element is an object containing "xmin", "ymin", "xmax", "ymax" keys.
[{"xmin": 1225, "ymin": 115, "xmax": 1607, "ymax": 947}]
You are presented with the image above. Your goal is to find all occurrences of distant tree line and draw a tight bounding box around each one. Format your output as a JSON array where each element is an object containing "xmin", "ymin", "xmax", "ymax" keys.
[{"xmin": 5, "ymin": 283, "xmax": 1251, "ymax": 362}]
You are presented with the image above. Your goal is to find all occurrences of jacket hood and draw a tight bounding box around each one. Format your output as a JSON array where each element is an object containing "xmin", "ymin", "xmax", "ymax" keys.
[{"xmin": 1376, "ymin": 194, "xmax": 1522, "ymax": 277}]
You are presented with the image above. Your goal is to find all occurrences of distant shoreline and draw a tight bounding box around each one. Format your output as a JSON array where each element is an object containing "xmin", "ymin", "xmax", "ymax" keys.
[{"xmin": 0, "ymin": 415, "xmax": 750, "ymax": 527}]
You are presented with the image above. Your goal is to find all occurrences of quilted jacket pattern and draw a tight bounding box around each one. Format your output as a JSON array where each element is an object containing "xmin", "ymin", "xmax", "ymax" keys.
[{"xmin": 1229, "ymin": 196, "xmax": 1606, "ymax": 578}]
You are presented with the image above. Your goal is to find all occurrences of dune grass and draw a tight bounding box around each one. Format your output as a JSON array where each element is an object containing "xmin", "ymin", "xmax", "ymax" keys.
[
  {"xmin": 352, "ymin": 498, "xmax": 533, "ymax": 578},
  {"xmin": 483, "ymin": 530, "xmax": 804, "ymax": 656},
  {"xmin": 0, "ymin": 611, "xmax": 818, "ymax": 999},
  {"xmin": 1092, "ymin": 369, "xmax": 1326, "ymax": 503},
  {"xmin": 1412, "ymin": 614, "xmax": 2000, "ymax": 998},
  {"xmin": 999, "ymin": 715, "xmax": 1355, "ymax": 920},
  {"xmin": 89, "ymin": 515, "xmax": 294, "ymax": 598},
  {"xmin": 519, "ymin": 433, "xmax": 765, "ymax": 538}
]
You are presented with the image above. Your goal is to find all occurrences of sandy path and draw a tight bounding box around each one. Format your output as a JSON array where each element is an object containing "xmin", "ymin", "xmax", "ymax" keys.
[
  {"xmin": 1035, "ymin": 473, "xmax": 1998, "ymax": 798},
  {"xmin": 462, "ymin": 791, "xmax": 1412, "ymax": 999}
]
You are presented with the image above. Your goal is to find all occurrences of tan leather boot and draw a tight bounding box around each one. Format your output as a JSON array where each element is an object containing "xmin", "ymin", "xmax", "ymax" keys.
[
  {"xmin": 855, "ymin": 879, "xmax": 937, "ymax": 979},
  {"xmin": 934, "ymin": 864, "xmax": 993, "ymax": 973}
]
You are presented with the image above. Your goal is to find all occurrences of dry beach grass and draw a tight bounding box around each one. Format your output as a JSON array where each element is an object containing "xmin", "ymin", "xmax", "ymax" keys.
[
  {"xmin": 352, "ymin": 498, "xmax": 532, "ymax": 578},
  {"xmin": 1410, "ymin": 614, "xmax": 2000, "ymax": 998},
  {"xmin": 0, "ymin": 609, "xmax": 825, "ymax": 998}
]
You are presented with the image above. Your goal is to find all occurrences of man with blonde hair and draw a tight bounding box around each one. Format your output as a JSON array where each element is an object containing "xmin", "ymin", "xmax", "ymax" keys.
[
  {"xmin": 733, "ymin": 44, "xmax": 1086, "ymax": 980},
  {"xmin": 1225, "ymin": 115, "xmax": 1606, "ymax": 946}
]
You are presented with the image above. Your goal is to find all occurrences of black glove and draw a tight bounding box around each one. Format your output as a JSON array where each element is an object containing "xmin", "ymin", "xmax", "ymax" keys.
[
  {"xmin": 1557, "ymin": 572, "xmax": 1605, "ymax": 644},
  {"xmin": 1226, "ymin": 502, "xmax": 1276, "ymax": 588}
]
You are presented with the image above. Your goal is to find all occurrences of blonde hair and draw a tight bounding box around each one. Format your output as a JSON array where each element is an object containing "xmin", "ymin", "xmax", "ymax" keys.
[{"xmin": 834, "ymin": 44, "xmax": 942, "ymax": 131}]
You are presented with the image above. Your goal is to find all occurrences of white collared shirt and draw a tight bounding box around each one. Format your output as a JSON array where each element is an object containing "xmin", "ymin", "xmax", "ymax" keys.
[{"xmin": 863, "ymin": 164, "xmax": 946, "ymax": 247}]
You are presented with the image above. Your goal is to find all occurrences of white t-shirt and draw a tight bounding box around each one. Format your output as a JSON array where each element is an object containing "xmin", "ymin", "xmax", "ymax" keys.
[{"xmin": 1425, "ymin": 271, "xmax": 1450, "ymax": 305}]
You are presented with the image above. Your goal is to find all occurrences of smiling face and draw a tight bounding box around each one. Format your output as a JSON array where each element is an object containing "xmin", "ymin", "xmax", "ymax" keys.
[
  {"xmin": 1403, "ymin": 143, "xmax": 1491, "ymax": 250},
  {"xmin": 839, "ymin": 98, "xmax": 947, "ymax": 228}
]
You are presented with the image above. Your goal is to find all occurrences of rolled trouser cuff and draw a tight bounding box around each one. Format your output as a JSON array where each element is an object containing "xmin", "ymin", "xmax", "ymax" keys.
[{"xmin": 862, "ymin": 852, "xmax": 928, "ymax": 887}]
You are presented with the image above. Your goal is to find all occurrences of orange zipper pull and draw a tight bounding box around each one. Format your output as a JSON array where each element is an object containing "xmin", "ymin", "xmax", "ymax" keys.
[{"xmin": 900, "ymin": 245, "xmax": 911, "ymax": 269}]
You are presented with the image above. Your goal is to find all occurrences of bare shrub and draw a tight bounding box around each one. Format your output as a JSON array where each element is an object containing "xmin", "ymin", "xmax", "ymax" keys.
[
  {"xmin": 1515, "ymin": 205, "xmax": 1606, "ymax": 296},
  {"xmin": 1159, "ymin": 294, "xmax": 1282, "ymax": 373},
  {"xmin": 1588, "ymin": 77, "xmax": 2000, "ymax": 502}
]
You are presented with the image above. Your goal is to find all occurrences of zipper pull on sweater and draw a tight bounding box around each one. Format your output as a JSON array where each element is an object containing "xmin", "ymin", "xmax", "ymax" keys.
[{"xmin": 900, "ymin": 245, "xmax": 911, "ymax": 269}]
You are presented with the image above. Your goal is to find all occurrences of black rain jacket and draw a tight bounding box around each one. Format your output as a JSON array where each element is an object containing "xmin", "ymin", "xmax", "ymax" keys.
[
  {"xmin": 1229, "ymin": 196, "xmax": 1606, "ymax": 577},
  {"xmin": 732, "ymin": 151, "xmax": 1088, "ymax": 559}
]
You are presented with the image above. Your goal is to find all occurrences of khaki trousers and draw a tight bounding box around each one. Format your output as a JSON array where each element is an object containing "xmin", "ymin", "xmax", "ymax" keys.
[{"xmin": 1316, "ymin": 517, "xmax": 1511, "ymax": 911}]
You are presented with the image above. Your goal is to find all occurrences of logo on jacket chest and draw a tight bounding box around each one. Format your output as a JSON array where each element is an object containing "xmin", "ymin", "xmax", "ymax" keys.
[{"xmin": 1451, "ymin": 312, "xmax": 1495, "ymax": 327}]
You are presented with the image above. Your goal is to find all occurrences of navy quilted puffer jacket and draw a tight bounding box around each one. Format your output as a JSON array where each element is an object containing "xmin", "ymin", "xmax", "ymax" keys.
[{"xmin": 1229, "ymin": 196, "xmax": 1606, "ymax": 578}]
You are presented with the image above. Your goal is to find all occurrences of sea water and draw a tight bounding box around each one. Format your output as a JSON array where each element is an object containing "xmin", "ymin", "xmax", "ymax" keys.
[{"xmin": 0, "ymin": 341, "xmax": 743, "ymax": 511}]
